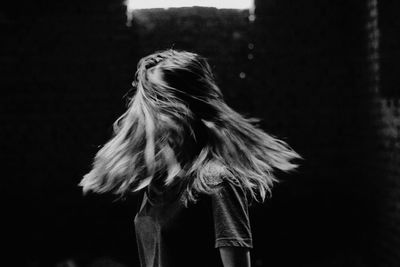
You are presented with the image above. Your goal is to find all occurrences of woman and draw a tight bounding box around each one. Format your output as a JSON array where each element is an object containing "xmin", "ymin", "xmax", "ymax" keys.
[{"xmin": 80, "ymin": 49, "xmax": 301, "ymax": 267}]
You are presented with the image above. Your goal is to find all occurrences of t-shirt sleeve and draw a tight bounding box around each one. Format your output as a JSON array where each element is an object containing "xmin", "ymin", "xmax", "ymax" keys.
[{"xmin": 211, "ymin": 180, "xmax": 253, "ymax": 248}]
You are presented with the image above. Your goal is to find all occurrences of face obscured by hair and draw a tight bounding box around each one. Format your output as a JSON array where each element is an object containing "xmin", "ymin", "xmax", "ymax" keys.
[{"xmin": 135, "ymin": 50, "xmax": 223, "ymax": 122}]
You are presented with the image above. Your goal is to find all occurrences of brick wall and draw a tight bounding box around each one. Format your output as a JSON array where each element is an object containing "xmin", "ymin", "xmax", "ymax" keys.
[
  {"xmin": 369, "ymin": 0, "xmax": 400, "ymax": 265},
  {"xmin": 373, "ymin": 98, "xmax": 400, "ymax": 266}
]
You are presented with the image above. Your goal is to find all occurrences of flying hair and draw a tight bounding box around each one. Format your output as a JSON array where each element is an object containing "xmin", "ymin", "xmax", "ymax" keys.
[{"xmin": 79, "ymin": 49, "xmax": 302, "ymax": 204}]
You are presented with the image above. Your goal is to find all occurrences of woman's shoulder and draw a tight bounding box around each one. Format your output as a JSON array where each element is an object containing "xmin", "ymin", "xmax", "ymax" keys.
[{"xmin": 211, "ymin": 177, "xmax": 248, "ymax": 200}]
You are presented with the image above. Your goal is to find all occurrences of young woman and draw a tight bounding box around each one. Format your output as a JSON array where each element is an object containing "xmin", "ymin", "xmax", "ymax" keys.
[{"xmin": 80, "ymin": 49, "xmax": 301, "ymax": 267}]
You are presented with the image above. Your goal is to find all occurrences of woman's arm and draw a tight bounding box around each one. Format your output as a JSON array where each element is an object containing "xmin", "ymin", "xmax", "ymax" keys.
[{"xmin": 219, "ymin": 247, "xmax": 251, "ymax": 267}]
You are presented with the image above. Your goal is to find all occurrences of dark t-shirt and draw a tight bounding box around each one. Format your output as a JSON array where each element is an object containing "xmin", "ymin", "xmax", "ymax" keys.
[{"xmin": 134, "ymin": 178, "xmax": 252, "ymax": 267}]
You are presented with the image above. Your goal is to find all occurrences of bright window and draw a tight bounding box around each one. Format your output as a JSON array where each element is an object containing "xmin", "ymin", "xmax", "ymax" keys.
[{"xmin": 126, "ymin": 0, "xmax": 254, "ymax": 11}]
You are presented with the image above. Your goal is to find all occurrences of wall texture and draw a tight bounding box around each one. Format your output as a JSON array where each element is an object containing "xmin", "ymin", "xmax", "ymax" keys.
[{"xmin": 369, "ymin": 0, "xmax": 400, "ymax": 266}]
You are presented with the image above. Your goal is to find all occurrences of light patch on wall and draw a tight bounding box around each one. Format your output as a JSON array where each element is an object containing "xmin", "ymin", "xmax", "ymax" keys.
[
  {"xmin": 125, "ymin": 0, "xmax": 255, "ymax": 26},
  {"xmin": 126, "ymin": 0, "xmax": 254, "ymax": 11}
]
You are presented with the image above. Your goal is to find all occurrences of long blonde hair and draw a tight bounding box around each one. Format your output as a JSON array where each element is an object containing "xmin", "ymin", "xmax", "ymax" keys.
[{"xmin": 80, "ymin": 49, "xmax": 301, "ymax": 204}]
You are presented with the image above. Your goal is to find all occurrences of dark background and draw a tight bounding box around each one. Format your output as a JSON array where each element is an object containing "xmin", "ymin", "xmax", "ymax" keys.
[{"xmin": 2, "ymin": 0, "xmax": 400, "ymax": 266}]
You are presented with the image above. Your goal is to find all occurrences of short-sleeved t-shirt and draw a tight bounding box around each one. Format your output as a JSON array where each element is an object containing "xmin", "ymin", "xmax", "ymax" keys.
[{"xmin": 134, "ymin": 178, "xmax": 252, "ymax": 267}]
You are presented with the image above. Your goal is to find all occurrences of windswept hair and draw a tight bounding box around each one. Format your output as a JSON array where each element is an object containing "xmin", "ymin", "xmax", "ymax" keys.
[{"xmin": 80, "ymin": 49, "xmax": 301, "ymax": 204}]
